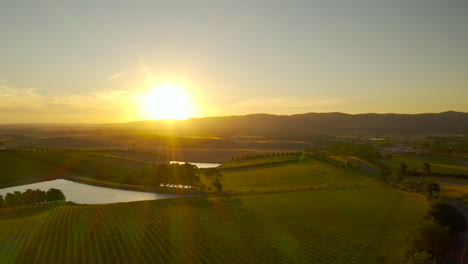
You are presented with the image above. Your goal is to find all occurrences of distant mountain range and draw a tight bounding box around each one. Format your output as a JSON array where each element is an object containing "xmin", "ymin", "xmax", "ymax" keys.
[{"xmin": 115, "ymin": 111, "xmax": 468, "ymax": 136}]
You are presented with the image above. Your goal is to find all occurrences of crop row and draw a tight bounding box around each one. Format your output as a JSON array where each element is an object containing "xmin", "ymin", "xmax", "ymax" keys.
[{"xmin": 0, "ymin": 198, "xmax": 376, "ymax": 264}]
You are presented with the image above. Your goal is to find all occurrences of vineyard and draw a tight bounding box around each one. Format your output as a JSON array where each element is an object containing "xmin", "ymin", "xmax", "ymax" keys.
[
  {"xmin": 0, "ymin": 152, "xmax": 61, "ymax": 188},
  {"xmin": 214, "ymin": 188, "xmax": 428, "ymax": 263},
  {"xmin": 219, "ymin": 159, "xmax": 380, "ymax": 192},
  {"xmin": 218, "ymin": 156, "xmax": 299, "ymax": 169},
  {"xmin": 12, "ymin": 149, "xmax": 155, "ymax": 185},
  {"xmin": 0, "ymin": 198, "xmax": 376, "ymax": 264}
]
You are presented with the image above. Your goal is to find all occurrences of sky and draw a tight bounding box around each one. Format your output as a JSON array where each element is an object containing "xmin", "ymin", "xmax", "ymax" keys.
[{"xmin": 0, "ymin": 0, "xmax": 467, "ymax": 123}]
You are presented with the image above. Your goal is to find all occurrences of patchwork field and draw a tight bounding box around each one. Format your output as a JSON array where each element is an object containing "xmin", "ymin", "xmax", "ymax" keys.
[{"xmin": 219, "ymin": 159, "xmax": 380, "ymax": 192}]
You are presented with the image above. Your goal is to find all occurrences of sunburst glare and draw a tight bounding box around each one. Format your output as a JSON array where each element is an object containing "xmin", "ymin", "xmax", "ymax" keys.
[{"xmin": 140, "ymin": 83, "xmax": 193, "ymax": 120}]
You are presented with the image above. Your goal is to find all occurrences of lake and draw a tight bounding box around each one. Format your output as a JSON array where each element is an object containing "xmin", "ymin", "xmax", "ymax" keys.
[
  {"xmin": 170, "ymin": 161, "xmax": 221, "ymax": 168},
  {"xmin": 0, "ymin": 179, "xmax": 184, "ymax": 204}
]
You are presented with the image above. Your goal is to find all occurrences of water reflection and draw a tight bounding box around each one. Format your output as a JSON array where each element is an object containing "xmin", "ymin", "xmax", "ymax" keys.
[
  {"xmin": 170, "ymin": 161, "xmax": 220, "ymax": 168},
  {"xmin": 0, "ymin": 179, "xmax": 184, "ymax": 204}
]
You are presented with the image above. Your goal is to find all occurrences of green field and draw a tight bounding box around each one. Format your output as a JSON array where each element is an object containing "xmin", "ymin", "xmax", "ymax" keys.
[
  {"xmin": 0, "ymin": 152, "xmax": 69, "ymax": 188},
  {"xmin": 219, "ymin": 159, "xmax": 380, "ymax": 192},
  {"xmin": 380, "ymin": 155, "xmax": 468, "ymax": 175},
  {"xmin": 0, "ymin": 151, "xmax": 433, "ymax": 263},
  {"xmin": 0, "ymin": 198, "xmax": 376, "ymax": 264},
  {"xmin": 215, "ymin": 188, "xmax": 428, "ymax": 263},
  {"xmin": 218, "ymin": 156, "xmax": 299, "ymax": 169}
]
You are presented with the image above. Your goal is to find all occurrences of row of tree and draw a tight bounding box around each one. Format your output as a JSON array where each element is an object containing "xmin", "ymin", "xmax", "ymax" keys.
[
  {"xmin": 397, "ymin": 161, "xmax": 432, "ymax": 176},
  {"xmin": 231, "ymin": 152, "xmax": 302, "ymax": 161},
  {"xmin": 402, "ymin": 178, "xmax": 440, "ymax": 199},
  {"xmin": 307, "ymin": 142, "xmax": 382, "ymax": 160},
  {"xmin": 13, "ymin": 149, "xmax": 223, "ymax": 191},
  {"xmin": 392, "ymin": 162, "xmax": 430, "ymax": 182},
  {"xmin": 150, "ymin": 163, "xmax": 200, "ymax": 188},
  {"xmin": 309, "ymin": 153, "xmax": 358, "ymax": 168},
  {"xmin": 0, "ymin": 188, "xmax": 66, "ymax": 207}
]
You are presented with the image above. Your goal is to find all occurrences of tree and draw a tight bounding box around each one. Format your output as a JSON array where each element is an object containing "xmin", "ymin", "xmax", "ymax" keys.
[
  {"xmin": 5, "ymin": 191, "xmax": 23, "ymax": 207},
  {"xmin": 399, "ymin": 162, "xmax": 408, "ymax": 174},
  {"xmin": 204, "ymin": 168, "xmax": 223, "ymax": 192},
  {"xmin": 46, "ymin": 188, "xmax": 66, "ymax": 203},
  {"xmin": 33, "ymin": 189, "xmax": 47, "ymax": 204},
  {"xmin": 0, "ymin": 195, "xmax": 4, "ymax": 207},
  {"xmin": 392, "ymin": 170, "xmax": 405, "ymax": 183},
  {"xmin": 404, "ymin": 217, "xmax": 451, "ymax": 262},
  {"xmin": 423, "ymin": 163, "xmax": 431, "ymax": 175},
  {"xmin": 23, "ymin": 189, "xmax": 36, "ymax": 205},
  {"xmin": 427, "ymin": 199, "xmax": 466, "ymax": 233},
  {"xmin": 422, "ymin": 181, "xmax": 440, "ymax": 199},
  {"xmin": 405, "ymin": 251, "xmax": 435, "ymax": 264},
  {"xmin": 5, "ymin": 193, "xmax": 15, "ymax": 206}
]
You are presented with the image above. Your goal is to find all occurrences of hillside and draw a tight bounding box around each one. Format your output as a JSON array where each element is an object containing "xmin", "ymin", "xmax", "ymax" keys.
[
  {"xmin": 218, "ymin": 159, "xmax": 380, "ymax": 192},
  {"xmin": 116, "ymin": 111, "xmax": 468, "ymax": 136}
]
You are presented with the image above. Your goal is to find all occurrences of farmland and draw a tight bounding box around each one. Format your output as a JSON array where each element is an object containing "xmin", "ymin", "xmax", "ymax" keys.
[
  {"xmin": 218, "ymin": 156, "xmax": 299, "ymax": 169},
  {"xmin": 219, "ymin": 159, "xmax": 380, "ymax": 192},
  {"xmin": 0, "ymin": 151, "xmax": 448, "ymax": 263},
  {"xmin": 214, "ymin": 188, "xmax": 428, "ymax": 263},
  {"xmin": 0, "ymin": 151, "xmax": 78, "ymax": 188},
  {"xmin": 379, "ymin": 155, "xmax": 468, "ymax": 175},
  {"xmin": 0, "ymin": 198, "xmax": 375, "ymax": 264}
]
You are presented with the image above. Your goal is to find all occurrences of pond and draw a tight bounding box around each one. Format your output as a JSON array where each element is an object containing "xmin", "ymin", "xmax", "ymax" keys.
[
  {"xmin": 0, "ymin": 179, "xmax": 184, "ymax": 204},
  {"xmin": 170, "ymin": 161, "xmax": 221, "ymax": 168}
]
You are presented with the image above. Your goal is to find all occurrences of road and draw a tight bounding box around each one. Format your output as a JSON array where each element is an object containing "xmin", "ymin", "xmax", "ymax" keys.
[{"xmin": 348, "ymin": 156, "xmax": 468, "ymax": 264}]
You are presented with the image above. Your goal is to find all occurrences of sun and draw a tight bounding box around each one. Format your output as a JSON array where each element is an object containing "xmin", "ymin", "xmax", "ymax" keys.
[{"xmin": 141, "ymin": 83, "xmax": 192, "ymax": 120}]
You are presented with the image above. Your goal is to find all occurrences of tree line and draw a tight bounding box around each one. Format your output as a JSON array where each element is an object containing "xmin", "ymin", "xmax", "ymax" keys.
[
  {"xmin": 306, "ymin": 142, "xmax": 382, "ymax": 160},
  {"xmin": 231, "ymin": 152, "xmax": 302, "ymax": 161},
  {"xmin": 10, "ymin": 149, "xmax": 223, "ymax": 192},
  {"xmin": 0, "ymin": 188, "xmax": 65, "ymax": 207},
  {"xmin": 309, "ymin": 153, "xmax": 358, "ymax": 168}
]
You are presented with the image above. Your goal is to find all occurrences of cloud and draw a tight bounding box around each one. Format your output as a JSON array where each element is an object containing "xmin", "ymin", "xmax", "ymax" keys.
[
  {"xmin": 0, "ymin": 84, "xmax": 140, "ymax": 123},
  {"xmin": 0, "ymin": 85, "xmax": 133, "ymax": 110},
  {"xmin": 107, "ymin": 72, "xmax": 127, "ymax": 80},
  {"xmin": 0, "ymin": 85, "xmax": 46, "ymax": 109}
]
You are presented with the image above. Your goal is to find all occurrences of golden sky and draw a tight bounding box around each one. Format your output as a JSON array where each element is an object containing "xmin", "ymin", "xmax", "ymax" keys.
[{"xmin": 0, "ymin": 1, "xmax": 467, "ymax": 123}]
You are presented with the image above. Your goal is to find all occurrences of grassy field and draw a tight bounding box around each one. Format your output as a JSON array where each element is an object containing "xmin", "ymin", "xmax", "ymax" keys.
[
  {"xmin": 329, "ymin": 155, "xmax": 353, "ymax": 164},
  {"xmin": 218, "ymin": 159, "xmax": 380, "ymax": 192},
  {"xmin": 0, "ymin": 198, "xmax": 376, "ymax": 264},
  {"xmin": 379, "ymin": 155, "xmax": 468, "ymax": 175},
  {"xmin": 436, "ymin": 177, "xmax": 468, "ymax": 200},
  {"xmin": 0, "ymin": 151, "xmax": 74, "ymax": 188},
  {"xmin": 214, "ymin": 188, "xmax": 428, "ymax": 263},
  {"xmin": 218, "ymin": 156, "xmax": 299, "ymax": 169}
]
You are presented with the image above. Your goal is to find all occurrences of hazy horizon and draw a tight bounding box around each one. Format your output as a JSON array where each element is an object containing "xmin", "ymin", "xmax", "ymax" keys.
[
  {"xmin": 0, "ymin": 110, "xmax": 465, "ymax": 125},
  {"xmin": 1, "ymin": 0, "xmax": 467, "ymax": 123}
]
